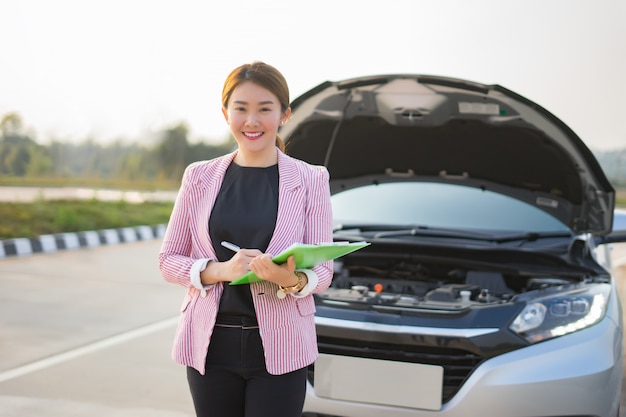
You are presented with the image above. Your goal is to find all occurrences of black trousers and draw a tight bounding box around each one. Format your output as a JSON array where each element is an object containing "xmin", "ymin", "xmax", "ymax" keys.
[{"xmin": 186, "ymin": 325, "xmax": 307, "ymax": 417}]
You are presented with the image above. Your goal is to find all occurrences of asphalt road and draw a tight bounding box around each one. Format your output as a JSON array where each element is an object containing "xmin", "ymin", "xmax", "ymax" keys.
[
  {"xmin": 0, "ymin": 240, "xmax": 194, "ymax": 417},
  {"xmin": 0, "ymin": 240, "xmax": 625, "ymax": 417},
  {"xmin": 0, "ymin": 186, "xmax": 177, "ymax": 203}
]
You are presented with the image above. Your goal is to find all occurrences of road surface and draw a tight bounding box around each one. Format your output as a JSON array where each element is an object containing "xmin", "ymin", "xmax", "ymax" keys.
[
  {"xmin": 0, "ymin": 240, "xmax": 194, "ymax": 416},
  {"xmin": 0, "ymin": 240, "xmax": 625, "ymax": 416}
]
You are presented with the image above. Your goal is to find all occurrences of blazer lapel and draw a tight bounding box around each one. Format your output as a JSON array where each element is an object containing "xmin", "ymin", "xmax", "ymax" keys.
[
  {"xmin": 191, "ymin": 150, "xmax": 302, "ymax": 258},
  {"xmin": 267, "ymin": 151, "xmax": 304, "ymax": 255},
  {"xmin": 191, "ymin": 151, "xmax": 237, "ymax": 258}
]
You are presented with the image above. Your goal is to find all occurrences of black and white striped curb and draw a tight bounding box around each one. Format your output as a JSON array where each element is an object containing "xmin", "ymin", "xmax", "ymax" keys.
[{"xmin": 0, "ymin": 224, "xmax": 167, "ymax": 259}]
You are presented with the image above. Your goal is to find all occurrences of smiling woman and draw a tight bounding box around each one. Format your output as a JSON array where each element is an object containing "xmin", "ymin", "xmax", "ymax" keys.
[{"xmin": 158, "ymin": 61, "xmax": 334, "ymax": 417}]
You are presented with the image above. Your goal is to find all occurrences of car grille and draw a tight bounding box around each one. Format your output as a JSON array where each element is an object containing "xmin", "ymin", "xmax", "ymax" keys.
[{"xmin": 310, "ymin": 335, "xmax": 485, "ymax": 404}]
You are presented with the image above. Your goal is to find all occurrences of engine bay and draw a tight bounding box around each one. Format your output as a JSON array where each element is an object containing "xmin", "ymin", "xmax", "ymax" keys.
[{"xmin": 316, "ymin": 254, "xmax": 579, "ymax": 312}]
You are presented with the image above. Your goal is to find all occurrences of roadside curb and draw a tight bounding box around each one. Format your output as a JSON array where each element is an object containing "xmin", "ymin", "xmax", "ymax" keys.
[{"xmin": 0, "ymin": 224, "xmax": 167, "ymax": 259}]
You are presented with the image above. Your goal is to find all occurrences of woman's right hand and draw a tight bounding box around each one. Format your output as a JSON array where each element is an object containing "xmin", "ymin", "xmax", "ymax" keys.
[{"xmin": 200, "ymin": 248, "xmax": 263, "ymax": 285}]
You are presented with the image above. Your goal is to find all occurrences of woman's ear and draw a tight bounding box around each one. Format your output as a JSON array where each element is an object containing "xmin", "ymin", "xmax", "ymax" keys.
[
  {"xmin": 222, "ymin": 107, "xmax": 229, "ymax": 124},
  {"xmin": 281, "ymin": 107, "xmax": 291, "ymax": 125}
]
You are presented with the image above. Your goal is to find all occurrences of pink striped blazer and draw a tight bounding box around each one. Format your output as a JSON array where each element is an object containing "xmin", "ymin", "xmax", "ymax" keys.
[{"xmin": 158, "ymin": 149, "xmax": 334, "ymax": 375}]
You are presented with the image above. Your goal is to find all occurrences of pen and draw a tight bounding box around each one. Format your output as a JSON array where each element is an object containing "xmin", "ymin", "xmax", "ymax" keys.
[{"xmin": 221, "ymin": 241, "xmax": 241, "ymax": 253}]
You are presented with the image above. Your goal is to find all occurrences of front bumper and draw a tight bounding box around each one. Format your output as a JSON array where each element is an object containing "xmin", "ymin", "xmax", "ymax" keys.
[{"xmin": 303, "ymin": 316, "xmax": 622, "ymax": 417}]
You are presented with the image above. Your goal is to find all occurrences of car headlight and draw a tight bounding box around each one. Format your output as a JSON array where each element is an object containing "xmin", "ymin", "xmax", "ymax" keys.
[{"xmin": 509, "ymin": 283, "xmax": 611, "ymax": 343}]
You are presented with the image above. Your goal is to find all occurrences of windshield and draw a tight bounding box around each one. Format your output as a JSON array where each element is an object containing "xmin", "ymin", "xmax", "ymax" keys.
[{"xmin": 331, "ymin": 182, "xmax": 570, "ymax": 233}]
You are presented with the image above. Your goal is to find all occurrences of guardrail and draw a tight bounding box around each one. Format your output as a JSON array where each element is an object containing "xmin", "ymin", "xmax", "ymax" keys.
[{"xmin": 0, "ymin": 224, "xmax": 167, "ymax": 259}]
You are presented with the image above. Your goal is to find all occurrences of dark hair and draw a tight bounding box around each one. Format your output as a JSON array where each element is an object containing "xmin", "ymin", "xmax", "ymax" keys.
[{"xmin": 222, "ymin": 61, "xmax": 290, "ymax": 152}]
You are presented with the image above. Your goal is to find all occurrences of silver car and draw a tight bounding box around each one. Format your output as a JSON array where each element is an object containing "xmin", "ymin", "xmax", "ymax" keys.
[{"xmin": 280, "ymin": 75, "xmax": 626, "ymax": 417}]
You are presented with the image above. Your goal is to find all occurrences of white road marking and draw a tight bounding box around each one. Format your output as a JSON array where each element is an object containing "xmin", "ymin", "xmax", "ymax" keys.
[{"xmin": 0, "ymin": 316, "xmax": 179, "ymax": 383}]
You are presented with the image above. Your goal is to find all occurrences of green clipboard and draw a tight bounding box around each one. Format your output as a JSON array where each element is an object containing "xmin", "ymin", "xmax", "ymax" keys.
[{"xmin": 229, "ymin": 241, "xmax": 370, "ymax": 285}]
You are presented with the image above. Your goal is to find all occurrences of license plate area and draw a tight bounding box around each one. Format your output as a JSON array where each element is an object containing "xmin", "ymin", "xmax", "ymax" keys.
[{"xmin": 314, "ymin": 353, "xmax": 443, "ymax": 410}]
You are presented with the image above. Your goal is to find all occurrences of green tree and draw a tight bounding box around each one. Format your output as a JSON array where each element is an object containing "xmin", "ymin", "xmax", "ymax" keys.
[
  {"xmin": 0, "ymin": 113, "xmax": 24, "ymax": 137},
  {"xmin": 25, "ymin": 143, "xmax": 53, "ymax": 176},
  {"xmin": 0, "ymin": 112, "xmax": 234, "ymax": 185},
  {"xmin": 0, "ymin": 113, "xmax": 39, "ymax": 176},
  {"xmin": 157, "ymin": 122, "xmax": 189, "ymax": 181}
]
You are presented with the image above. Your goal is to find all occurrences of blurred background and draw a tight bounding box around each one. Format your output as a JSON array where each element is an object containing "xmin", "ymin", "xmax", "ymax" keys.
[
  {"xmin": 0, "ymin": 2, "xmax": 625, "ymax": 414},
  {"xmin": 1, "ymin": 0, "xmax": 625, "ymax": 239}
]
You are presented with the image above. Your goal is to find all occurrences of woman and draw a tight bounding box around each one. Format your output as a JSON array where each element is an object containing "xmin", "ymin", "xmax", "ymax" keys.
[{"xmin": 158, "ymin": 61, "xmax": 334, "ymax": 417}]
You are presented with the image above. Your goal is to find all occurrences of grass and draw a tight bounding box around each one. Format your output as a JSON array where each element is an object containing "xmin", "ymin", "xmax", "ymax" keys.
[{"xmin": 0, "ymin": 199, "xmax": 173, "ymax": 240}]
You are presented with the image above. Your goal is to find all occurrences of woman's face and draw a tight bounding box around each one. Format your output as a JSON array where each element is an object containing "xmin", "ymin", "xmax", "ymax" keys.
[{"xmin": 222, "ymin": 81, "xmax": 289, "ymax": 161}]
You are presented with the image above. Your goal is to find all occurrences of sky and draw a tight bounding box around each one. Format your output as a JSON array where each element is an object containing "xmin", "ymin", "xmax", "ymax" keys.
[{"xmin": 1, "ymin": 0, "xmax": 625, "ymax": 151}]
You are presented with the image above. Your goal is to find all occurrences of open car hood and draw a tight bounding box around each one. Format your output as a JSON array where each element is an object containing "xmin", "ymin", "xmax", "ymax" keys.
[{"xmin": 281, "ymin": 74, "xmax": 615, "ymax": 235}]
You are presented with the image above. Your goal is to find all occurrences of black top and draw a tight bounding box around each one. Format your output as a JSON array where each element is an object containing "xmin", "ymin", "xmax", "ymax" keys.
[{"xmin": 209, "ymin": 162, "xmax": 279, "ymax": 325}]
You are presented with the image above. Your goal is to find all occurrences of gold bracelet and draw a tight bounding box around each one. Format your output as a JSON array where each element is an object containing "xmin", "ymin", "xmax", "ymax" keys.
[
  {"xmin": 280, "ymin": 271, "xmax": 305, "ymax": 293},
  {"xmin": 277, "ymin": 271, "xmax": 307, "ymax": 299}
]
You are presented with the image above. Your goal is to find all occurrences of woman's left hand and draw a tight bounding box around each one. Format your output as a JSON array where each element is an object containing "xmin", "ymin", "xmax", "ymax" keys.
[{"xmin": 248, "ymin": 255, "xmax": 299, "ymax": 287}]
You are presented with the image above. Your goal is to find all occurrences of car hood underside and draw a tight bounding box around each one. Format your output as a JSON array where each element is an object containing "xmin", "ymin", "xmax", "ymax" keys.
[{"xmin": 282, "ymin": 75, "xmax": 615, "ymax": 235}]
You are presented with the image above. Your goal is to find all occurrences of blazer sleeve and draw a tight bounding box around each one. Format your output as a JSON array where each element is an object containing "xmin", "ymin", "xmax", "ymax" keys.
[{"xmin": 158, "ymin": 164, "xmax": 210, "ymax": 289}]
